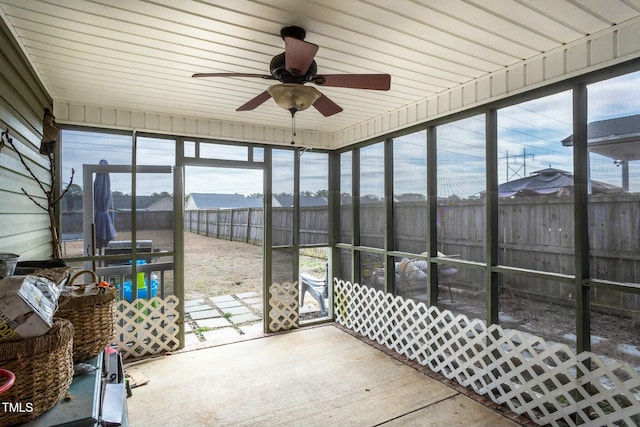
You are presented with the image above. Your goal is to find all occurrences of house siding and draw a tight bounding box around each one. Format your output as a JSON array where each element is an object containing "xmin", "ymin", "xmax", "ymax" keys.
[{"xmin": 0, "ymin": 18, "xmax": 54, "ymax": 259}]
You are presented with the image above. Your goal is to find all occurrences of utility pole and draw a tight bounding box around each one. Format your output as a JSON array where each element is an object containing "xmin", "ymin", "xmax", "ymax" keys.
[{"xmin": 504, "ymin": 149, "xmax": 535, "ymax": 181}]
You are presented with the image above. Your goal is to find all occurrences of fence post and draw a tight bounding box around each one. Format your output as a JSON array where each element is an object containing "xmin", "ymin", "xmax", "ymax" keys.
[
  {"xmin": 246, "ymin": 208, "xmax": 251, "ymax": 243},
  {"xmin": 215, "ymin": 210, "xmax": 219, "ymax": 238}
]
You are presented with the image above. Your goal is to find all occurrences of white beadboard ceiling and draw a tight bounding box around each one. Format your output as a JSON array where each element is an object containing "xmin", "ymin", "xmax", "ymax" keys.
[{"xmin": 2, "ymin": 0, "xmax": 640, "ymax": 139}]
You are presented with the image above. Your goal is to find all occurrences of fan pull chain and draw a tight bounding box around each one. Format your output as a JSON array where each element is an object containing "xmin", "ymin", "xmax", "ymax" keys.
[{"xmin": 290, "ymin": 110, "xmax": 297, "ymax": 145}]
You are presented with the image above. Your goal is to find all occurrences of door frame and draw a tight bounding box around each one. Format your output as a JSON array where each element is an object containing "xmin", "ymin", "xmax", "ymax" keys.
[{"xmin": 180, "ymin": 161, "xmax": 266, "ymax": 335}]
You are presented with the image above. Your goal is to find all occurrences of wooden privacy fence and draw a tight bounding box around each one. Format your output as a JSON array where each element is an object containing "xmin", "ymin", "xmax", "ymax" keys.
[
  {"xmin": 185, "ymin": 194, "xmax": 639, "ymax": 316},
  {"xmin": 184, "ymin": 207, "xmax": 264, "ymax": 244},
  {"xmin": 437, "ymin": 194, "xmax": 640, "ymax": 316},
  {"xmin": 184, "ymin": 206, "xmax": 330, "ymax": 246},
  {"xmin": 355, "ymin": 195, "xmax": 640, "ymax": 316},
  {"xmin": 63, "ymin": 211, "xmax": 173, "ymax": 234}
]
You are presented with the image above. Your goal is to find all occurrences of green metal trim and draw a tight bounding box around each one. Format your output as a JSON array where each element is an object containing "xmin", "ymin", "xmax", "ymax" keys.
[
  {"xmin": 434, "ymin": 257, "xmax": 485, "ymax": 269},
  {"xmin": 485, "ymin": 109, "xmax": 499, "ymax": 326},
  {"xmin": 352, "ymin": 148, "xmax": 361, "ymax": 285},
  {"xmin": 329, "ymin": 150, "xmax": 341, "ymax": 318},
  {"xmin": 427, "ymin": 126, "xmax": 438, "ymax": 307},
  {"xmin": 573, "ymin": 83, "xmax": 591, "ymax": 353},
  {"xmin": 263, "ymin": 148, "xmax": 273, "ymax": 333},
  {"xmin": 174, "ymin": 137, "xmax": 186, "ymax": 349},
  {"xmin": 131, "ymin": 132, "xmax": 139, "ymax": 298},
  {"xmin": 293, "ymin": 148, "xmax": 301, "ymax": 326},
  {"xmin": 586, "ymin": 279, "xmax": 640, "ymax": 294},
  {"xmin": 87, "ymin": 165, "xmax": 171, "ymax": 173},
  {"xmin": 352, "ymin": 246, "xmax": 386, "ymax": 255},
  {"xmin": 388, "ymin": 250, "xmax": 428, "ymax": 259},
  {"xmin": 181, "ymin": 158, "xmax": 264, "ymax": 169},
  {"xmin": 384, "ymin": 138, "xmax": 394, "ymax": 294},
  {"xmin": 493, "ymin": 265, "xmax": 574, "ymax": 283}
]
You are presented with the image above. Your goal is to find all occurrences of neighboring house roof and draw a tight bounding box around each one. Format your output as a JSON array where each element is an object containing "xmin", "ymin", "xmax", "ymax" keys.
[
  {"xmin": 498, "ymin": 168, "xmax": 622, "ymax": 198},
  {"xmin": 562, "ymin": 114, "xmax": 640, "ymax": 161},
  {"xmin": 147, "ymin": 196, "xmax": 173, "ymax": 211},
  {"xmin": 186, "ymin": 193, "xmax": 263, "ymax": 210},
  {"xmin": 272, "ymin": 195, "xmax": 328, "ymax": 207}
]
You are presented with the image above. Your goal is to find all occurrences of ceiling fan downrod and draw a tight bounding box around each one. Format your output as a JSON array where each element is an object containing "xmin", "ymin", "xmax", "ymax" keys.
[{"xmin": 290, "ymin": 108, "xmax": 297, "ymax": 145}]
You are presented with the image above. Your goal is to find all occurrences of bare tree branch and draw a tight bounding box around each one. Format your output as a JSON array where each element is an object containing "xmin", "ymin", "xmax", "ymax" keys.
[
  {"xmin": 2, "ymin": 127, "xmax": 72, "ymax": 259},
  {"xmin": 4, "ymin": 129, "xmax": 49, "ymax": 195},
  {"xmin": 20, "ymin": 188, "xmax": 48, "ymax": 211},
  {"xmin": 54, "ymin": 169, "xmax": 75, "ymax": 205}
]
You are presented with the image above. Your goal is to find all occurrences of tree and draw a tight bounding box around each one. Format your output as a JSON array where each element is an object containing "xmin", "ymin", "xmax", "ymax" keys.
[{"xmin": 62, "ymin": 183, "xmax": 82, "ymax": 211}]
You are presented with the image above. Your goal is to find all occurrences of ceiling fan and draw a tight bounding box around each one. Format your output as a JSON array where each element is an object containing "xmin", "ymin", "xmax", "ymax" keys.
[{"xmin": 192, "ymin": 26, "xmax": 391, "ymax": 118}]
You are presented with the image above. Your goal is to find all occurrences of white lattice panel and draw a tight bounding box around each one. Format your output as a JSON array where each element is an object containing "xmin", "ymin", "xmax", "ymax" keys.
[
  {"xmin": 334, "ymin": 279, "xmax": 640, "ymax": 426},
  {"xmin": 115, "ymin": 295, "xmax": 181, "ymax": 359},
  {"xmin": 268, "ymin": 281, "xmax": 299, "ymax": 332}
]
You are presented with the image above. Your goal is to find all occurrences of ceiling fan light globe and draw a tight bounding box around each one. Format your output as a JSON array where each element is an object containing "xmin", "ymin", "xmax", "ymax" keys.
[{"xmin": 268, "ymin": 83, "xmax": 321, "ymax": 112}]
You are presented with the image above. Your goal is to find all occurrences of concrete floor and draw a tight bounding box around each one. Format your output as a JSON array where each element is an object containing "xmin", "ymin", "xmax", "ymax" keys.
[
  {"xmin": 182, "ymin": 292, "xmax": 265, "ymax": 348},
  {"xmin": 182, "ymin": 292, "xmax": 328, "ymax": 349},
  {"xmin": 126, "ymin": 325, "xmax": 522, "ymax": 427}
]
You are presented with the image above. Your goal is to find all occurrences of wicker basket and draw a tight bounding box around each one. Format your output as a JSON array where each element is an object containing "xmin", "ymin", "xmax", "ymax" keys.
[
  {"xmin": 56, "ymin": 270, "xmax": 117, "ymax": 363},
  {"xmin": 0, "ymin": 319, "xmax": 74, "ymax": 425}
]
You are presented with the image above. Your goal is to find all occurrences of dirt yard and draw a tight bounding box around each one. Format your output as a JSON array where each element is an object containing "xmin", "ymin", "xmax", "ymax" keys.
[
  {"xmin": 184, "ymin": 232, "xmax": 263, "ymax": 300},
  {"xmin": 183, "ymin": 231, "xmax": 327, "ymax": 301}
]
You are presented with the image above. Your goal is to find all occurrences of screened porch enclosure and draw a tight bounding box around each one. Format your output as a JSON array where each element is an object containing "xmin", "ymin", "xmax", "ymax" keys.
[
  {"xmin": 60, "ymin": 134, "xmax": 179, "ymax": 358},
  {"xmin": 330, "ymin": 71, "xmax": 640, "ymax": 426},
  {"xmin": 57, "ymin": 68, "xmax": 640, "ymax": 426},
  {"xmin": 59, "ymin": 132, "xmax": 334, "ymax": 356}
]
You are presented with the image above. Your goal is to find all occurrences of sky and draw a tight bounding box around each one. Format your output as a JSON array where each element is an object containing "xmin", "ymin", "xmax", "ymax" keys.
[
  {"xmin": 434, "ymin": 71, "xmax": 640, "ymax": 197},
  {"xmin": 184, "ymin": 166, "xmax": 263, "ymax": 196},
  {"xmin": 61, "ymin": 70, "xmax": 640, "ymax": 199}
]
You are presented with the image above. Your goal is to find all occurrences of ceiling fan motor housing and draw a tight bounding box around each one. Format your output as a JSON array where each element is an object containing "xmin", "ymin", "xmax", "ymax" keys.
[
  {"xmin": 280, "ymin": 25, "xmax": 306, "ymax": 41},
  {"xmin": 270, "ymin": 53, "xmax": 317, "ymax": 83}
]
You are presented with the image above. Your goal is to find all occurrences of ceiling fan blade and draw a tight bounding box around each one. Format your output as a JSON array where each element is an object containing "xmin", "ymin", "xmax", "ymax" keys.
[
  {"xmin": 284, "ymin": 37, "xmax": 318, "ymax": 76},
  {"xmin": 237, "ymin": 90, "xmax": 272, "ymax": 111},
  {"xmin": 313, "ymin": 93, "xmax": 343, "ymax": 117},
  {"xmin": 312, "ymin": 74, "xmax": 391, "ymax": 90},
  {"xmin": 192, "ymin": 72, "xmax": 274, "ymax": 79}
]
